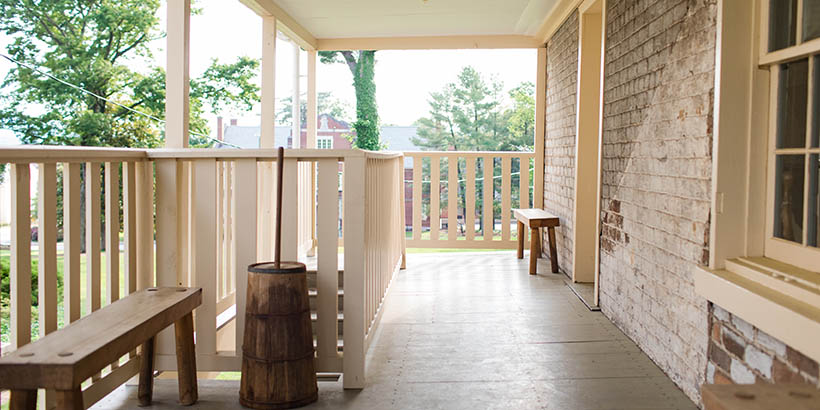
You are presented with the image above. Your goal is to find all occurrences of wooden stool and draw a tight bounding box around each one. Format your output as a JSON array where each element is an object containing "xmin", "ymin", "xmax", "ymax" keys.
[
  {"xmin": 0, "ymin": 287, "xmax": 202, "ymax": 410},
  {"xmin": 513, "ymin": 208, "xmax": 560, "ymax": 275}
]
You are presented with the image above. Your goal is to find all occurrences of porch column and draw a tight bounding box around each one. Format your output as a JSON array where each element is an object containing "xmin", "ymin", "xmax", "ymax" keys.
[
  {"xmin": 259, "ymin": 16, "xmax": 277, "ymax": 260},
  {"xmin": 306, "ymin": 50, "xmax": 317, "ymax": 148},
  {"xmin": 292, "ymin": 41, "xmax": 301, "ymax": 148},
  {"xmin": 533, "ymin": 46, "xmax": 547, "ymax": 209},
  {"xmin": 166, "ymin": 0, "xmax": 191, "ymax": 148}
]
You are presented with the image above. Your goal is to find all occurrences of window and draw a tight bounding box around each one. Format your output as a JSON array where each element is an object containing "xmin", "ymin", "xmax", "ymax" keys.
[
  {"xmin": 317, "ymin": 137, "xmax": 333, "ymax": 149},
  {"xmin": 763, "ymin": 0, "xmax": 820, "ymax": 270}
]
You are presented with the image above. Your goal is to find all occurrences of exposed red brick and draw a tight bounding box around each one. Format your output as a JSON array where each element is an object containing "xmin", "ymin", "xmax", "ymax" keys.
[
  {"xmin": 773, "ymin": 359, "xmax": 809, "ymax": 384},
  {"xmin": 709, "ymin": 341, "xmax": 731, "ymax": 373},
  {"xmin": 787, "ymin": 346, "xmax": 819, "ymax": 378},
  {"xmin": 721, "ymin": 328, "xmax": 746, "ymax": 359},
  {"xmin": 710, "ymin": 321, "xmax": 720, "ymax": 342}
]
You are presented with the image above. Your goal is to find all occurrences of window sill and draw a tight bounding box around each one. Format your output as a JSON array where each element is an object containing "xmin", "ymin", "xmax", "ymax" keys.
[{"xmin": 694, "ymin": 257, "xmax": 820, "ymax": 363}]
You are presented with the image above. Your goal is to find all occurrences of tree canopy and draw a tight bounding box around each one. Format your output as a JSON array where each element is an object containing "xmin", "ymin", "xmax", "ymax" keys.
[
  {"xmin": 0, "ymin": 0, "xmax": 260, "ymax": 148},
  {"xmin": 413, "ymin": 66, "xmax": 534, "ymax": 152}
]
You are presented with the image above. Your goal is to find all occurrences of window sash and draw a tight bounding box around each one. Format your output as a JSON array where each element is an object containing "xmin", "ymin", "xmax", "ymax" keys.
[{"xmin": 764, "ymin": 62, "xmax": 820, "ymax": 271}]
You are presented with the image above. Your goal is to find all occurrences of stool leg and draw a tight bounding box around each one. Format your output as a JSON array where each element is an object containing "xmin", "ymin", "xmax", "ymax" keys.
[
  {"xmin": 138, "ymin": 336, "xmax": 155, "ymax": 406},
  {"xmin": 174, "ymin": 312, "xmax": 198, "ymax": 405},
  {"xmin": 55, "ymin": 387, "xmax": 83, "ymax": 410},
  {"xmin": 10, "ymin": 389, "xmax": 36, "ymax": 410},
  {"xmin": 529, "ymin": 227, "xmax": 540, "ymax": 275},
  {"xmin": 516, "ymin": 221, "xmax": 525, "ymax": 259},
  {"xmin": 547, "ymin": 226, "xmax": 559, "ymax": 273}
]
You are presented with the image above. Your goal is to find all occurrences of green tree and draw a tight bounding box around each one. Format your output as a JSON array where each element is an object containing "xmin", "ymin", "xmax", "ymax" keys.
[
  {"xmin": 502, "ymin": 81, "xmax": 535, "ymax": 151},
  {"xmin": 276, "ymin": 91, "xmax": 352, "ymax": 125},
  {"xmin": 0, "ymin": 0, "xmax": 260, "ymax": 147},
  {"xmin": 318, "ymin": 50, "xmax": 380, "ymax": 150}
]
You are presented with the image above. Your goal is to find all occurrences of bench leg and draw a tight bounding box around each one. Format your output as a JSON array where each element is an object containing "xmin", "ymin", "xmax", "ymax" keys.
[
  {"xmin": 516, "ymin": 221, "xmax": 525, "ymax": 259},
  {"xmin": 175, "ymin": 312, "xmax": 198, "ymax": 405},
  {"xmin": 138, "ymin": 336, "xmax": 155, "ymax": 406},
  {"xmin": 10, "ymin": 389, "xmax": 36, "ymax": 410},
  {"xmin": 547, "ymin": 226, "xmax": 559, "ymax": 274},
  {"xmin": 529, "ymin": 227, "xmax": 540, "ymax": 275},
  {"xmin": 55, "ymin": 387, "xmax": 83, "ymax": 410}
]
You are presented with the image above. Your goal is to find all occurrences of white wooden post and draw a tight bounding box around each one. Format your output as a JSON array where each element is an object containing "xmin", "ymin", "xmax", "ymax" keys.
[
  {"xmin": 123, "ymin": 162, "xmax": 138, "ymax": 295},
  {"xmin": 292, "ymin": 41, "xmax": 301, "ymax": 148},
  {"xmin": 86, "ymin": 162, "xmax": 102, "ymax": 314},
  {"xmin": 534, "ymin": 47, "xmax": 547, "ymax": 209},
  {"xmin": 105, "ymin": 162, "xmax": 120, "ymax": 305},
  {"xmin": 307, "ymin": 50, "xmax": 317, "ymax": 148},
  {"xmin": 192, "ymin": 159, "xmax": 218, "ymax": 356},
  {"xmin": 155, "ymin": 158, "xmax": 181, "ymax": 355},
  {"xmin": 259, "ymin": 16, "xmax": 277, "ymax": 260},
  {"xmin": 166, "ymin": 0, "xmax": 191, "ymax": 148},
  {"xmin": 316, "ymin": 158, "xmax": 340, "ymax": 369},
  {"xmin": 343, "ymin": 155, "xmax": 366, "ymax": 389},
  {"xmin": 281, "ymin": 158, "xmax": 299, "ymax": 260},
  {"xmin": 135, "ymin": 161, "xmax": 154, "ymax": 290}
]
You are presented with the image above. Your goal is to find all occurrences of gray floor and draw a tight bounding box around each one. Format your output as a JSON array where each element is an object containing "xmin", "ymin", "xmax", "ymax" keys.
[{"xmin": 94, "ymin": 252, "xmax": 697, "ymax": 410}]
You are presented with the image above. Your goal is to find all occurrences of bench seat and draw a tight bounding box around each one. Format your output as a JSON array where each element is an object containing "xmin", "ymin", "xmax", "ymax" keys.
[
  {"xmin": 513, "ymin": 208, "xmax": 560, "ymax": 275},
  {"xmin": 0, "ymin": 287, "xmax": 202, "ymax": 409}
]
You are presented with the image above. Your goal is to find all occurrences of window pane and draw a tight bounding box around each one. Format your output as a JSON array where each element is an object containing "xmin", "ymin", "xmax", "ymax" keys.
[
  {"xmin": 804, "ymin": 0, "xmax": 820, "ymax": 42},
  {"xmin": 777, "ymin": 59, "xmax": 809, "ymax": 149},
  {"xmin": 774, "ymin": 155, "xmax": 805, "ymax": 243},
  {"xmin": 770, "ymin": 0, "xmax": 798, "ymax": 51},
  {"xmin": 809, "ymin": 154, "xmax": 819, "ymax": 247}
]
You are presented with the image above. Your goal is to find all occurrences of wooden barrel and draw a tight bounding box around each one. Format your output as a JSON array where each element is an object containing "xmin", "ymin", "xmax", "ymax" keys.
[{"xmin": 240, "ymin": 261, "xmax": 318, "ymax": 409}]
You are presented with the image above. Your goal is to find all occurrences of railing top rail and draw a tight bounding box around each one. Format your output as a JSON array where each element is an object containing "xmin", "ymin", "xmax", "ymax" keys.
[
  {"xmin": 0, "ymin": 146, "xmax": 406, "ymax": 163},
  {"xmin": 0, "ymin": 145, "xmax": 148, "ymax": 163},
  {"xmin": 402, "ymin": 150, "xmax": 535, "ymax": 158}
]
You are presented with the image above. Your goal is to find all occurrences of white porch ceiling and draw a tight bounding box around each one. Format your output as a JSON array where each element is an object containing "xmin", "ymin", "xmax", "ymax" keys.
[{"xmin": 269, "ymin": 0, "xmax": 560, "ymax": 39}]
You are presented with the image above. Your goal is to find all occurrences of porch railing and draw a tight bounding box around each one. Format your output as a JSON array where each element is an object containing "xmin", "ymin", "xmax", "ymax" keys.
[
  {"xmin": 403, "ymin": 151, "xmax": 534, "ymax": 249},
  {"xmin": 0, "ymin": 146, "xmax": 405, "ymax": 406}
]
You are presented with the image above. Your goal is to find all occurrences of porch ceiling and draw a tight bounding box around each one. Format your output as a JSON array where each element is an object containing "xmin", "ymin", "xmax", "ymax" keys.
[{"xmin": 266, "ymin": 0, "xmax": 559, "ymax": 39}]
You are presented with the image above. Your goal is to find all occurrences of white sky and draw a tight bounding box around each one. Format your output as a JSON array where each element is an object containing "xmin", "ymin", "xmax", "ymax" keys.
[{"xmin": 0, "ymin": 0, "xmax": 535, "ymax": 142}]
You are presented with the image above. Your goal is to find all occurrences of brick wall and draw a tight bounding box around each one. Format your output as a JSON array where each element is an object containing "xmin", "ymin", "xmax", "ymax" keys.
[
  {"xmin": 707, "ymin": 304, "xmax": 820, "ymax": 386},
  {"xmin": 543, "ymin": 10, "xmax": 578, "ymax": 276},
  {"xmin": 597, "ymin": 0, "xmax": 716, "ymax": 403}
]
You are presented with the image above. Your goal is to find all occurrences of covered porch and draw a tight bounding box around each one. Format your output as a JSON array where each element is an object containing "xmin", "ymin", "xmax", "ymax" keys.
[{"xmin": 93, "ymin": 252, "xmax": 696, "ymax": 409}]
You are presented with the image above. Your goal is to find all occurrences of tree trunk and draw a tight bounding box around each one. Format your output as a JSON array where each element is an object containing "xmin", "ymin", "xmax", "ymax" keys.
[{"xmin": 351, "ymin": 51, "xmax": 380, "ymax": 150}]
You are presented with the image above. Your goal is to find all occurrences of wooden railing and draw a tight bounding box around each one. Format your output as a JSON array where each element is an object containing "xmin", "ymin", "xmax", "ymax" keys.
[
  {"xmin": 403, "ymin": 151, "xmax": 535, "ymax": 249},
  {"xmin": 0, "ymin": 146, "xmax": 404, "ymax": 406}
]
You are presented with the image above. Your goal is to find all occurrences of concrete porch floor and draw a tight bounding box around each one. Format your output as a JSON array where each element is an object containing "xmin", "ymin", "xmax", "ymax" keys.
[{"xmin": 94, "ymin": 252, "xmax": 697, "ymax": 410}]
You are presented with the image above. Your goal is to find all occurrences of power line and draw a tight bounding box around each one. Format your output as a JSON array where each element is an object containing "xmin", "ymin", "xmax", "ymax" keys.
[
  {"xmin": 404, "ymin": 167, "xmax": 535, "ymax": 185},
  {"xmin": 0, "ymin": 52, "xmax": 242, "ymax": 149}
]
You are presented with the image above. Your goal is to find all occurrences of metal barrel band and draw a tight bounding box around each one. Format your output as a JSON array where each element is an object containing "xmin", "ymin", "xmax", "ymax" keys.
[
  {"xmin": 241, "ymin": 349, "xmax": 316, "ymax": 363},
  {"xmin": 245, "ymin": 308, "xmax": 311, "ymax": 318}
]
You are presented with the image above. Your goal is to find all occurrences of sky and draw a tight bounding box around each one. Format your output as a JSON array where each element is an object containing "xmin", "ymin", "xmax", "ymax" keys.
[{"xmin": 0, "ymin": 0, "xmax": 536, "ymax": 142}]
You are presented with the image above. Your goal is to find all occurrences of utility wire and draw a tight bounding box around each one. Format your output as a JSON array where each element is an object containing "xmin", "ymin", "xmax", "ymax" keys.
[
  {"xmin": 404, "ymin": 167, "xmax": 535, "ymax": 185},
  {"xmin": 0, "ymin": 52, "xmax": 242, "ymax": 149}
]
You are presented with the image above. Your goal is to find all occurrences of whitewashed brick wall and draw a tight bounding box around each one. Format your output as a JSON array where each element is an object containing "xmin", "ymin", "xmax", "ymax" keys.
[{"xmin": 597, "ymin": 0, "xmax": 716, "ymax": 403}]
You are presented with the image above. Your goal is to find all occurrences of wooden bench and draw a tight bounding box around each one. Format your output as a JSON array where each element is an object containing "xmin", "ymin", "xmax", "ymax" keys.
[
  {"xmin": 702, "ymin": 383, "xmax": 820, "ymax": 410},
  {"xmin": 0, "ymin": 287, "xmax": 202, "ymax": 410},
  {"xmin": 513, "ymin": 208, "xmax": 560, "ymax": 275}
]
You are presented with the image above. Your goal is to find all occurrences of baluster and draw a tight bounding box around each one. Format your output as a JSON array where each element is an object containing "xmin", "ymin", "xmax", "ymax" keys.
[
  {"xmin": 317, "ymin": 158, "xmax": 340, "ymax": 368},
  {"xmin": 520, "ymin": 156, "xmax": 530, "ymax": 209},
  {"xmin": 430, "ymin": 157, "xmax": 440, "ymax": 241},
  {"xmin": 10, "ymin": 164, "xmax": 31, "ymax": 349},
  {"xmin": 448, "ymin": 156, "xmax": 458, "ymax": 242},
  {"xmin": 412, "ymin": 156, "xmax": 422, "ymax": 241},
  {"xmin": 63, "ymin": 163, "xmax": 82, "ymax": 324},
  {"xmin": 155, "ymin": 159, "xmax": 181, "ymax": 359},
  {"xmin": 135, "ymin": 161, "xmax": 154, "ymax": 290},
  {"xmin": 483, "ymin": 157, "xmax": 494, "ymax": 242},
  {"xmin": 282, "ymin": 158, "xmax": 299, "ymax": 261},
  {"xmin": 38, "ymin": 163, "xmax": 58, "ymax": 336},
  {"xmin": 501, "ymin": 157, "xmax": 511, "ymax": 242},
  {"xmin": 465, "ymin": 157, "xmax": 476, "ymax": 242},
  {"xmin": 216, "ymin": 161, "xmax": 224, "ymax": 300},
  {"xmin": 225, "ymin": 162, "xmax": 234, "ymax": 295},
  {"xmin": 105, "ymin": 162, "xmax": 120, "ymax": 306},
  {"xmin": 86, "ymin": 162, "xmax": 102, "ymax": 315},
  {"xmin": 232, "ymin": 159, "xmax": 257, "ymax": 356},
  {"xmin": 123, "ymin": 162, "xmax": 137, "ymax": 295}
]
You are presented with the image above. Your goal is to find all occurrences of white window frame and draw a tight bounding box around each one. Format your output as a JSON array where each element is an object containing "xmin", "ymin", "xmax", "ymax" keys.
[
  {"xmin": 317, "ymin": 136, "xmax": 333, "ymax": 150},
  {"xmin": 761, "ymin": 0, "xmax": 820, "ymax": 271}
]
